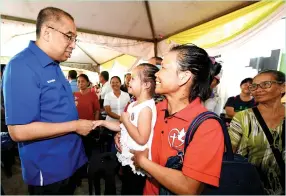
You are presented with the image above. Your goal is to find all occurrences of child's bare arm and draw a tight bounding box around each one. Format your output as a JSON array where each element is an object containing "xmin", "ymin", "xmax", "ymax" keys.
[
  {"xmin": 94, "ymin": 120, "xmax": 121, "ymax": 132},
  {"xmin": 122, "ymin": 107, "xmax": 152, "ymax": 145}
]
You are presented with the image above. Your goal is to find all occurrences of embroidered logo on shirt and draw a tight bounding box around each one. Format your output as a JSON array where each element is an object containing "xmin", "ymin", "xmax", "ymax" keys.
[
  {"xmin": 47, "ymin": 79, "xmax": 56, "ymax": 83},
  {"xmin": 168, "ymin": 128, "xmax": 186, "ymax": 148}
]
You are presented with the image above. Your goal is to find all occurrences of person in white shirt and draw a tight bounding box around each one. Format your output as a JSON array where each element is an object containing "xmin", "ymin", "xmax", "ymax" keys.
[
  {"xmin": 204, "ymin": 58, "xmax": 222, "ymax": 114},
  {"xmin": 94, "ymin": 64, "xmax": 159, "ymax": 195},
  {"xmin": 103, "ymin": 76, "xmax": 130, "ymax": 122},
  {"xmin": 99, "ymin": 71, "xmax": 112, "ymax": 101},
  {"xmin": 204, "ymin": 75, "xmax": 220, "ymax": 113}
]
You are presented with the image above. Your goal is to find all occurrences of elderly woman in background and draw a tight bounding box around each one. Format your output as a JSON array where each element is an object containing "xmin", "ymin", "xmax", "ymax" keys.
[{"xmin": 229, "ymin": 70, "xmax": 285, "ymax": 195}]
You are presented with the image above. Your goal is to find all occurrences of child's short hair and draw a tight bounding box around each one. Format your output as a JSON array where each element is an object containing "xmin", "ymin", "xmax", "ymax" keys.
[{"xmin": 136, "ymin": 63, "xmax": 159, "ymax": 96}]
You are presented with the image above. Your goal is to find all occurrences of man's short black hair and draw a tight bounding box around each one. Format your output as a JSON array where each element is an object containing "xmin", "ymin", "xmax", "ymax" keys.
[
  {"xmin": 100, "ymin": 71, "xmax": 109, "ymax": 81},
  {"xmin": 240, "ymin": 77, "xmax": 253, "ymax": 86},
  {"xmin": 36, "ymin": 7, "xmax": 74, "ymax": 38},
  {"xmin": 68, "ymin": 70, "xmax": 77, "ymax": 79},
  {"xmin": 124, "ymin": 73, "xmax": 131, "ymax": 78}
]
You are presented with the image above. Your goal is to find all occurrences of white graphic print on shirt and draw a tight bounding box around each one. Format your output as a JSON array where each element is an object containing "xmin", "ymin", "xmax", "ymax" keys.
[{"xmin": 168, "ymin": 128, "xmax": 186, "ymax": 148}]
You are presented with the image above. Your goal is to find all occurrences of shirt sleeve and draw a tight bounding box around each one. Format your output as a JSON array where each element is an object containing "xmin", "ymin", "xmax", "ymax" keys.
[
  {"xmin": 103, "ymin": 93, "xmax": 111, "ymax": 107},
  {"xmin": 224, "ymin": 96, "xmax": 235, "ymax": 108},
  {"xmin": 204, "ymin": 98, "xmax": 217, "ymax": 112},
  {"xmin": 228, "ymin": 111, "xmax": 248, "ymax": 156},
  {"xmin": 182, "ymin": 119, "xmax": 224, "ymax": 187},
  {"xmin": 3, "ymin": 60, "xmax": 41, "ymax": 125}
]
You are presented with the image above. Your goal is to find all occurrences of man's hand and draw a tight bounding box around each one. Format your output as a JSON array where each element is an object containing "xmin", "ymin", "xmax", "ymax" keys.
[
  {"xmin": 75, "ymin": 119, "xmax": 96, "ymax": 136},
  {"xmin": 114, "ymin": 132, "xmax": 122, "ymax": 153}
]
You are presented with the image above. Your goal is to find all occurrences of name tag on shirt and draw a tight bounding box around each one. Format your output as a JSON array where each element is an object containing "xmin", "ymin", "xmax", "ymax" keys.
[{"xmin": 47, "ymin": 79, "xmax": 56, "ymax": 83}]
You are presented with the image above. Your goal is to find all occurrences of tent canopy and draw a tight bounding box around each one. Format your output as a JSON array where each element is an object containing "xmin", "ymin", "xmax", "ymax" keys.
[{"xmin": 0, "ymin": 1, "xmax": 256, "ymax": 71}]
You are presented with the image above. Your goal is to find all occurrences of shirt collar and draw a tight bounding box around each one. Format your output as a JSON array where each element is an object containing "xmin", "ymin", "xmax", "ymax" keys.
[
  {"xmin": 28, "ymin": 41, "xmax": 55, "ymax": 67},
  {"xmin": 160, "ymin": 97, "xmax": 202, "ymax": 122},
  {"xmin": 102, "ymin": 82, "xmax": 110, "ymax": 88}
]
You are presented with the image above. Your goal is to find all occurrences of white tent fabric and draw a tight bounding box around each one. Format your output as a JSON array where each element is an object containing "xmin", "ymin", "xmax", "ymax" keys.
[
  {"xmin": 157, "ymin": 4, "xmax": 286, "ymax": 57},
  {"xmin": 77, "ymin": 32, "xmax": 155, "ymax": 60},
  {"xmin": 0, "ymin": 0, "xmax": 255, "ymax": 71},
  {"xmin": 0, "ymin": 19, "xmax": 154, "ymax": 64},
  {"xmin": 215, "ymin": 17, "xmax": 285, "ymax": 114},
  {"xmin": 205, "ymin": 4, "xmax": 286, "ymax": 57}
]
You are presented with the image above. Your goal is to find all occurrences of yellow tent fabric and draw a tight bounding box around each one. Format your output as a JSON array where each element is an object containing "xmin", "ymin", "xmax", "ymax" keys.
[
  {"xmin": 101, "ymin": 54, "xmax": 137, "ymax": 70},
  {"xmin": 167, "ymin": 0, "xmax": 284, "ymax": 48}
]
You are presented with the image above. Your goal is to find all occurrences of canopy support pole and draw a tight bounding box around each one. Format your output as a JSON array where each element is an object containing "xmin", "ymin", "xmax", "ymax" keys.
[{"xmin": 144, "ymin": 1, "xmax": 157, "ymax": 57}]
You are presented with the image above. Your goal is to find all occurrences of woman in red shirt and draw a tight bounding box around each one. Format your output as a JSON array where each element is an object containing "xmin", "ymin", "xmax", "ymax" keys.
[
  {"xmin": 74, "ymin": 74, "xmax": 100, "ymax": 158},
  {"xmin": 115, "ymin": 44, "xmax": 225, "ymax": 195}
]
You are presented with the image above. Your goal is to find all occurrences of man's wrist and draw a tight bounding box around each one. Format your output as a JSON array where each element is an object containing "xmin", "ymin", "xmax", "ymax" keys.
[{"xmin": 70, "ymin": 120, "xmax": 78, "ymax": 132}]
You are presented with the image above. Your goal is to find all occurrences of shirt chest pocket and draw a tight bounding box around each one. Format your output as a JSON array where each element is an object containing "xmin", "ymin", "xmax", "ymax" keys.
[{"xmin": 40, "ymin": 68, "xmax": 70, "ymax": 105}]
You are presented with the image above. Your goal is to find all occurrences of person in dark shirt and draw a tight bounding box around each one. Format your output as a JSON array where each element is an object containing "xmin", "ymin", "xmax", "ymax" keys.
[
  {"xmin": 120, "ymin": 73, "xmax": 132, "ymax": 97},
  {"xmin": 224, "ymin": 77, "xmax": 256, "ymax": 119}
]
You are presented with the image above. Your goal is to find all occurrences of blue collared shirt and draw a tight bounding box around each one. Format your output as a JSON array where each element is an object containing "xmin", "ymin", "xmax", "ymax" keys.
[
  {"xmin": 3, "ymin": 41, "xmax": 87, "ymax": 186},
  {"xmin": 69, "ymin": 79, "xmax": 79, "ymax": 92}
]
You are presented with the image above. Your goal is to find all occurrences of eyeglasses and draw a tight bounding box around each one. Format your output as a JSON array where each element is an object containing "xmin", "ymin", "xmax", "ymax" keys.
[
  {"xmin": 47, "ymin": 26, "xmax": 78, "ymax": 43},
  {"xmin": 248, "ymin": 81, "xmax": 283, "ymax": 91}
]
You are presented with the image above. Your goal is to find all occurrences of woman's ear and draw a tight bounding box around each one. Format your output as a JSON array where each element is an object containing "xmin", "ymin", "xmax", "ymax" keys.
[{"xmin": 178, "ymin": 71, "xmax": 192, "ymax": 86}]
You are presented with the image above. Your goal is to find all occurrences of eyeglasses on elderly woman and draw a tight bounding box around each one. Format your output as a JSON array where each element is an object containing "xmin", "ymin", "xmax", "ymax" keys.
[{"xmin": 248, "ymin": 81, "xmax": 284, "ymax": 91}]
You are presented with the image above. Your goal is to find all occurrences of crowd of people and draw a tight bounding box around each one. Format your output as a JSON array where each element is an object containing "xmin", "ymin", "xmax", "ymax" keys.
[{"xmin": 1, "ymin": 6, "xmax": 285, "ymax": 195}]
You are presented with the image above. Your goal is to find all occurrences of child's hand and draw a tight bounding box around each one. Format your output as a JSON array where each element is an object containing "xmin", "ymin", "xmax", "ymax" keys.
[
  {"xmin": 114, "ymin": 132, "xmax": 122, "ymax": 153},
  {"xmin": 120, "ymin": 112, "xmax": 130, "ymax": 124},
  {"xmin": 92, "ymin": 120, "xmax": 103, "ymax": 130}
]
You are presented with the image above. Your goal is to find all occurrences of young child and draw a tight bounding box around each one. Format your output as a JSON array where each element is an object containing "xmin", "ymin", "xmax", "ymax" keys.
[{"xmin": 93, "ymin": 63, "xmax": 159, "ymax": 194}]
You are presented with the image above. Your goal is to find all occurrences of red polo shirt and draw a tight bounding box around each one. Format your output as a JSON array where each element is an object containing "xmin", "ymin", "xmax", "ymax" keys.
[
  {"xmin": 74, "ymin": 91, "xmax": 100, "ymax": 120},
  {"xmin": 144, "ymin": 98, "xmax": 224, "ymax": 195}
]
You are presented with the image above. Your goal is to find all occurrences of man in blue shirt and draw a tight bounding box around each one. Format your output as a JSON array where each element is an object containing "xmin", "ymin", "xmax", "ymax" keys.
[
  {"xmin": 3, "ymin": 7, "xmax": 95, "ymax": 194},
  {"xmin": 68, "ymin": 70, "xmax": 79, "ymax": 92}
]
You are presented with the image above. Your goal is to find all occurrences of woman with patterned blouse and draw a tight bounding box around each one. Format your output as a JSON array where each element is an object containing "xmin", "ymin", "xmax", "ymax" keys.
[{"xmin": 229, "ymin": 70, "xmax": 285, "ymax": 195}]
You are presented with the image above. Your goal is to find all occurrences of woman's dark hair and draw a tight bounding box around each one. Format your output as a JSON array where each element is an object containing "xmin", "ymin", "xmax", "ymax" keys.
[
  {"xmin": 136, "ymin": 63, "xmax": 159, "ymax": 96},
  {"xmin": 210, "ymin": 61, "xmax": 222, "ymax": 80},
  {"xmin": 170, "ymin": 44, "xmax": 212, "ymax": 102},
  {"xmin": 110, "ymin": 76, "xmax": 121, "ymax": 84},
  {"xmin": 77, "ymin": 74, "xmax": 91, "ymax": 86},
  {"xmin": 257, "ymin": 70, "xmax": 285, "ymax": 96},
  {"xmin": 257, "ymin": 70, "xmax": 285, "ymax": 82}
]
